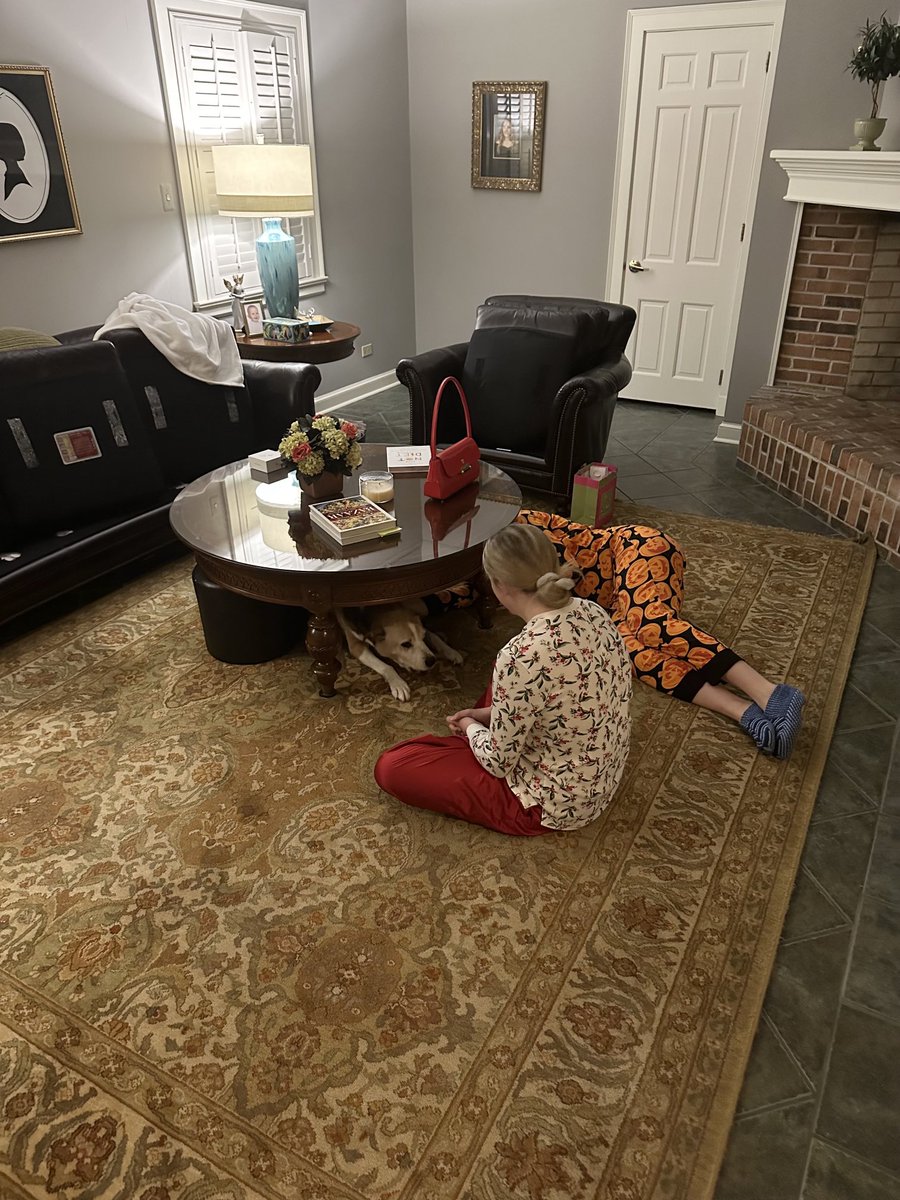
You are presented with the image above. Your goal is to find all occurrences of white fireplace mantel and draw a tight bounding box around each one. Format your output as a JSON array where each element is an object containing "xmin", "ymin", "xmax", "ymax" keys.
[{"xmin": 770, "ymin": 150, "xmax": 900, "ymax": 213}]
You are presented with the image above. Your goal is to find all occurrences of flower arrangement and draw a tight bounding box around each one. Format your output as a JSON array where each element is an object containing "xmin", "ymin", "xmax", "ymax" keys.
[{"xmin": 278, "ymin": 414, "xmax": 363, "ymax": 480}]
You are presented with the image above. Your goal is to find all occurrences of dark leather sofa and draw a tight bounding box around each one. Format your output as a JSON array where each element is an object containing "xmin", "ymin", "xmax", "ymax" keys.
[
  {"xmin": 0, "ymin": 327, "xmax": 319, "ymax": 627},
  {"xmin": 397, "ymin": 294, "xmax": 635, "ymax": 501}
]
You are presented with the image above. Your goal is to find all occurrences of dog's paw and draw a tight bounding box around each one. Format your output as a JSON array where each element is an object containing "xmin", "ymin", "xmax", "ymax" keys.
[
  {"xmin": 388, "ymin": 675, "xmax": 411, "ymax": 702},
  {"xmin": 443, "ymin": 646, "xmax": 463, "ymax": 666}
]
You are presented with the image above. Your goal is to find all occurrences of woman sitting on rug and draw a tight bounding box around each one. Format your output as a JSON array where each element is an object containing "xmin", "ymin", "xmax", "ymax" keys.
[
  {"xmin": 375, "ymin": 522, "xmax": 633, "ymax": 836},
  {"xmin": 514, "ymin": 509, "xmax": 805, "ymax": 759}
]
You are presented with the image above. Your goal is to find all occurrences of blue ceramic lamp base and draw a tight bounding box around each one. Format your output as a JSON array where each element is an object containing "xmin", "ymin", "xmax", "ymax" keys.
[{"xmin": 256, "ymin": 217, "xmax": 299, "ymax": 319}]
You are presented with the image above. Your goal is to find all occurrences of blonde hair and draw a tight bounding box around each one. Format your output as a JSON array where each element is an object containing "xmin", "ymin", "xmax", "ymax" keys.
[{"xmin": 482, "ymin": 523, "xmax": 579, "ymax": 610}]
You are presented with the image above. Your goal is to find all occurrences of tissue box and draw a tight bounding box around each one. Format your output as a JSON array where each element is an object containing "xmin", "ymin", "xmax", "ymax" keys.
[
  {"xmin": 262, "ymin": 317, "xmax": 310, "ymax": 343},
  {"xmin": 570, "ymin": 463, "xmax": 617, "ymax": 527},
  {"xmin": 248, "ymin": 448, "xmax": 289, "ymax": 483}
]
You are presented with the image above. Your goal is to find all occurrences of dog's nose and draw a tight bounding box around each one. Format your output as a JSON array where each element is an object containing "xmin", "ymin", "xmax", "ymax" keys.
[{"xmin": 424, "ymin": 654, "xmax": 436, "ymax": 669}]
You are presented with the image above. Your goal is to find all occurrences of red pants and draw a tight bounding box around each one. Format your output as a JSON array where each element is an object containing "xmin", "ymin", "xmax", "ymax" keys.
[{"xmin": 373, "ymin": 688, "xmax": 549, "ymax": 837}]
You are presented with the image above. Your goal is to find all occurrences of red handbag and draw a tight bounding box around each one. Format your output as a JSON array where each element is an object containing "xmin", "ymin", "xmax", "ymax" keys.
[{"xmin": 423, "ymin": 377, "xmax": 481, "ymax": 500}]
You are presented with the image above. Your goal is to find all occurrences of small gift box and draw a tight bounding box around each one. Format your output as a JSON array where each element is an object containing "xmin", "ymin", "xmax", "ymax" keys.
[
  {"xmin": 570, "ymin": 462, "xmax": 617, "ymax": 527},
  {"xmin": 248, "ymin": 448, "xmax": 289, "ymax": 483},
  {"xmin": 262, "ymin": 317, "xmax": 310, "ymax": 343}
]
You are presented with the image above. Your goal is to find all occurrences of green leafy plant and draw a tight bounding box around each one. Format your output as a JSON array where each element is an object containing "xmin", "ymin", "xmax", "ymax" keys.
[{"xmin": 848, "ymin": 12, "xmax": 900, "ymax": 118}]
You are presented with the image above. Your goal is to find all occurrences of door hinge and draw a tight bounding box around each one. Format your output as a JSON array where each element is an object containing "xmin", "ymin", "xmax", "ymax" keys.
[
  {"xmin": 765, "ymin": 51, "xmax": 770, "ymax": 73},
  {"xmin": 740, "ymin": 222, "xmax": 746, "ymax": 242},
  {"xmin": 718, "ymin": 369, "xmax": 724, "ymax": 386}
]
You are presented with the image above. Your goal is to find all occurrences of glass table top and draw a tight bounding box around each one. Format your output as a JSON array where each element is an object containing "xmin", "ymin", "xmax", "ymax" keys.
[{"xmin": 169, "ymin": 445, "xmax": 522, "ymax": 575}]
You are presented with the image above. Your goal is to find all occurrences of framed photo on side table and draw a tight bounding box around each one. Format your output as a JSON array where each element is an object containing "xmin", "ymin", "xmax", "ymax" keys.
[
  {"xmin": 471, "ymin": 81, "xmax": 546, "ymax": 192},
  {"xmin": 239, "ymin": 299, "xmax": 266, "ymax": 337},
  {"xmin": 0, "ymin": 65, "xmax": 81, "ymax": 244}
]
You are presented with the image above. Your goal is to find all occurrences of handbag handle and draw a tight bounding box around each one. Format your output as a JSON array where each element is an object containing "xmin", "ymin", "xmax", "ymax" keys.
[{"xmin": 430, "ymin": 376, "xmax": 473, "ymax": 455}]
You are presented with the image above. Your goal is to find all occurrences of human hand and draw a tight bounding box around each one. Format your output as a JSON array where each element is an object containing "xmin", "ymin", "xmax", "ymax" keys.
[{"xmin": 446, "ymin": 707, "xmax": 491, "ymax": 734}]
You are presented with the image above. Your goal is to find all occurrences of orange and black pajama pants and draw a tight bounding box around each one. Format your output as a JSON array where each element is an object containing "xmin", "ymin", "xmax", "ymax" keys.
[{"xmin": 515, "ymin": 510, "xmax": 740, "ymax": 701}]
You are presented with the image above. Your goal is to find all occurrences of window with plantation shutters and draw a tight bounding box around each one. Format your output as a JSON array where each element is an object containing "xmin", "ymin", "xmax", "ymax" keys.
[{"xmin": 151, "ymin": 0, "xmax": 325, "ymax": 310}]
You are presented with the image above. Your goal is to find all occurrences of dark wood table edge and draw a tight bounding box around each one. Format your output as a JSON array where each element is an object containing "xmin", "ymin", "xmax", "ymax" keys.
[
  {"xmin": 234, "ymin": 322, "xmax": 361, "ymax": 364},
  {"xmin": 192, "ymin": 545, "xmax": 498, "ymax": 698}
]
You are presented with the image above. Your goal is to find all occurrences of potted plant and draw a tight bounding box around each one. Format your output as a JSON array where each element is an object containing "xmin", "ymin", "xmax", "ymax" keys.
[
  {"xmin": 848, "ymin": 12, "xmax": 900, "ymax": 150},
  {"xmin": 278, "ymin": 413, "xmax": 363, "ymax": 500}
]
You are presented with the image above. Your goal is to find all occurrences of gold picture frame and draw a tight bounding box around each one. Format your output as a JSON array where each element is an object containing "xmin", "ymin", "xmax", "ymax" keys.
[
  {"xmin": 0, "ymin": 64, "xmax": 81, "ymax": 244},
  {"xmin": 471, "ymin": 81, "xmax": 546, "ymax": 192}
]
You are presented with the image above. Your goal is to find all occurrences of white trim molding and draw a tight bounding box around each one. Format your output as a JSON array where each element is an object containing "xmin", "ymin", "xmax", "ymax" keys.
[
  {"xmin": 770, "ymin": 150, "xmax": 900, "ymax": 213},
  {"xmin": 316, "ymin": 371, "xmax": 398, "ymax": 413},
  {"xmin": 714, "ymin": 421, "xmax": 742, "ymax": 445}
]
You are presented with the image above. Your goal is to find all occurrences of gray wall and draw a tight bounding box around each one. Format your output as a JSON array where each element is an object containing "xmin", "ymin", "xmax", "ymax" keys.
[
  {"xmin": 0, "ymin": 0, "xmax": 415, "ymax": 392},
  {"xmin": 407, "ymin": 0, "xmax": 878, "ymax": 423}
]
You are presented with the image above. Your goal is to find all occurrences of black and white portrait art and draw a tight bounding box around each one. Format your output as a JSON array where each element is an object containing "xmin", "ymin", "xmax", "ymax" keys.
[{"xmin": 0, "ymin": 65, "xmax": 81, "ymax": 244}]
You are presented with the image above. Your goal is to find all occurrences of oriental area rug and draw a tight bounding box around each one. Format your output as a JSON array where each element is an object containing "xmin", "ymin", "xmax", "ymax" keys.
[{"xmin": 0, "ymin": 508, "xmax": 873, "ymax": 1200}]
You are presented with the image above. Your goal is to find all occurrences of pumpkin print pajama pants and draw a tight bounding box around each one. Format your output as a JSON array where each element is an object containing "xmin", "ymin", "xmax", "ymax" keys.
[
  {"xmin": 431, "ymin": 510, "xmax": 741, "ymax": 702},
  {"xmin": 515, "ymin": 511, "xmax": 740, "ymax": 700}
]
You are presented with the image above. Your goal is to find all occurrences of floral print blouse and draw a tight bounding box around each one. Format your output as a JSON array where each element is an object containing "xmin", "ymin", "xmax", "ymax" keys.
[{"xmin": 466, "ymin": 598, "xmax": 632, "ymax": 831}]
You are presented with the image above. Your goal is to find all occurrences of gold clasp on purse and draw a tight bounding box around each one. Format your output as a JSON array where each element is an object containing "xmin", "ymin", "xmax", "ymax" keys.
[{"xmin": 461, "ymin": 462, "xmax": 472, "ymax": 474}]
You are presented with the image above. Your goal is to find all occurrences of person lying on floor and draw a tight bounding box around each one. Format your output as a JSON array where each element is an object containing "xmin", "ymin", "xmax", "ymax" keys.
[
  {"xmin": 375, "ymin": 522, "xmax": 632, "ymax": 835},
  {"xmin": 429, "ymin": 510, "xmax": 806, "ymax": 759}
]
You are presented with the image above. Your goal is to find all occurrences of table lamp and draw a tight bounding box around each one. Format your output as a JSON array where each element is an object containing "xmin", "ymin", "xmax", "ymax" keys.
[{"xmin": 211, "ymin": 144, "xmax": 314, "ymax": 319}]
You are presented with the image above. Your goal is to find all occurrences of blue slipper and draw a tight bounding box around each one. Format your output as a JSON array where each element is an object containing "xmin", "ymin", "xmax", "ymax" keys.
[
  {"xmin": 765, "ymin": 684, "xmax": 806, "ymax": 760},
  {"xmin": 740, "ymin": 702, "xmax": 777, "ymax": 756}
]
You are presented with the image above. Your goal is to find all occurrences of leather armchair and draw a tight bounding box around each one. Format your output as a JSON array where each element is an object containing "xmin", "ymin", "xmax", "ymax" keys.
[{"xmin": 397, "ymin": 295, "xmax": 635, "ymax": 501}]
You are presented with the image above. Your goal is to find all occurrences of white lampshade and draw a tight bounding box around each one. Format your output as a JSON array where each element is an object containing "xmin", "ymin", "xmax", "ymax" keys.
[{"xmin": 211, "ymin": 144, "xmax": 314, "ymax": 217}]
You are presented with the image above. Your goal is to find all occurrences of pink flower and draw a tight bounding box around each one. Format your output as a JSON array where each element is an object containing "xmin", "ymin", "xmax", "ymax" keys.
[
  {"xmin": 292, "ymin": 442, "xmax": 311, "ymax": 461},
  {"xmin": 340, "ymin": 421, "xmax": 357, "ymax": 439}
]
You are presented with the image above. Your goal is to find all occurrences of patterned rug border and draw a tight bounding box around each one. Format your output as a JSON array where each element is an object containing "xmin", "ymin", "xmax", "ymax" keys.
[{"xmin": 687, "ymin": 532, "xmax": 876, "ymax": 1199}]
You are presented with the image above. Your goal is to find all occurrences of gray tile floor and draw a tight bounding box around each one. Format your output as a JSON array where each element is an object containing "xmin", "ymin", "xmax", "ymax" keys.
[{"xmin": 336, "ymin": 383, "xmax": 900, "ymax": 1200}]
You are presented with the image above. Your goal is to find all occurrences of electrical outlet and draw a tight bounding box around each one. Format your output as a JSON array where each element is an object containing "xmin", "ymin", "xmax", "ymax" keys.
[
  {"xmin": 360, "ymin": 343, "xmax": 373, "ymax": 358},
  {"xmin": 160, "ymin": 183, "xmax": 175, "ymax": 212}
]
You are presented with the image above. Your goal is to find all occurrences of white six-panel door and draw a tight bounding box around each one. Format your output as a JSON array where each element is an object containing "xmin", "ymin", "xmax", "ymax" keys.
[{"xmin": 610, "ymin": 4, "xmax": 782, "ymax": 411}]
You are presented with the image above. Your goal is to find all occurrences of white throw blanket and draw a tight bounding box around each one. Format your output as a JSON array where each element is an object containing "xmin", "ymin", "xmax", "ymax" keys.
[{"xmin": 94, "ymin": 293, "xmax": 243, "ymax": 386}]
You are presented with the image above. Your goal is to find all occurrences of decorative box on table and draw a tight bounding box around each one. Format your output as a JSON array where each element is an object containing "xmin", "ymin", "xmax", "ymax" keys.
[
  {"xmin": 248, "ymin": 448, "xmax": 289, "ymax": 483},
  {"xmin": 262, "ymin": 317, "xmax": 310, "ymax": 343},
  {"xmin": 570, "ymin": 462, "xmax": 617, "ymax": 527}
]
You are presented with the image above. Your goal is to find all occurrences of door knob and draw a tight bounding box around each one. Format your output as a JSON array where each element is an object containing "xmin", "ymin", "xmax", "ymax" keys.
[{"xmin": 627, "ymin": 259, "xmax": 646, "ymax": 273}]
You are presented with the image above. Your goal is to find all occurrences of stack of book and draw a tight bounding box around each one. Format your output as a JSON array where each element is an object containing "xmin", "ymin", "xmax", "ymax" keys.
[{"xmin": 308, "ymin": 496, "xmax": 399, "ymax": 545}]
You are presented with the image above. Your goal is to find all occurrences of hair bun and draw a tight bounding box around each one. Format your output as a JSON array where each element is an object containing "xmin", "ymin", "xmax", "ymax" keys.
[{"xmin": 536, "ymin": 571, "xmax": 575, "ymax": 592}]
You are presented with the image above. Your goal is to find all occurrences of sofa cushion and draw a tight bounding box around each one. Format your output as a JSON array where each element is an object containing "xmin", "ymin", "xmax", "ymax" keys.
[
  {"xmin": 0, "ymin": 341, "xmax": 166, "ymax": 536},
  {"xmin": 461, "ymin": 326, "xmax": 578, "ymax": 458},
  {"xmin": 100, "ymin": 329, "xmax": 256, "ymax": 486},
  {"xmin": 480, "ymin": 296, "xmax": 610, "ymax": 374},
  {"xmin": 0, "ymin": 327, "xmax": 61, "ymax": 351}
]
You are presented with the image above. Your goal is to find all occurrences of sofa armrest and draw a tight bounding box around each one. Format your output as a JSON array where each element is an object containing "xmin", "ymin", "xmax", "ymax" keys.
[
  {"xmin": 545, "ymin": 356, "xmax": 633, "ymax": 496},
  {"xmin": 55, "ymin": 325, "xmax": 102, "ymax": 345},
  {"xmin": 396, "ymin": 344, "xmax": 468, "ymax": 442},
  {"xmin": 242, "ymin": 360, "xmax": 320, "ymax": 449}
]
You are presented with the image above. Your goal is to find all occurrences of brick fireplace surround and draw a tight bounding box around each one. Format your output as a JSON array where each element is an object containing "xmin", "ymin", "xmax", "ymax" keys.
[{"xmin": 738, "ymin": 204, "xmax": 900, "ymax": 567}]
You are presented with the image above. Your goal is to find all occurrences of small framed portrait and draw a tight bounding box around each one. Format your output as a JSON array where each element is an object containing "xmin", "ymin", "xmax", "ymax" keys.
[
  {"xmin": 240, "ymin": 299, "xmax": 266, "ymax": 337},
  {"xmin": 472, "ymin": 81, "xmax": 546, "ymax": 192},
  {"xmin": 0, "ymin": 65, "xmax": 81, "ymax": 244}
]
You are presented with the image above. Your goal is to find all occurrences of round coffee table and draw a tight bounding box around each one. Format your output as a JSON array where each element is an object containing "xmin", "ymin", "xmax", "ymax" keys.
[
  {"xmin": 169, "ymin": 446, "xmax": 522, "ymax": 696},
  {"xmin": 234, "ymin": 321, "xmax": 360, "ymax": 364}
]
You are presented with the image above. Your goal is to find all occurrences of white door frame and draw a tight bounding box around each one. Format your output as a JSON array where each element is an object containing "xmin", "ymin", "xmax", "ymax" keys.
[{"xmin": 605, "ymin": 0, "xmax": 786, "ymax": 416}]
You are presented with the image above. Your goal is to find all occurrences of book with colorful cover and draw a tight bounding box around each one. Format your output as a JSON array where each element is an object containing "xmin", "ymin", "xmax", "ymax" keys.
[{"xmin": 308, "ymin": 495, "xmax": 398, "ymax": 544}]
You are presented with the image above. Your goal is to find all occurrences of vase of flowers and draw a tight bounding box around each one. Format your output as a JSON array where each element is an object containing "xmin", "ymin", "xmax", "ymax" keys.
[
  {"xmin": 848, "ymin": 13, "xmax": 900, "ymax": 150},
  {"xmin": 278, "ymin": 414, "xmax": 363, "ymax": 500}
]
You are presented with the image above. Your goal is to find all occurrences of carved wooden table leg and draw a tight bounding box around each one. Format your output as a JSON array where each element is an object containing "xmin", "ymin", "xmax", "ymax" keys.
[
  {"xmin": 306, "ymin": 609, "xmax": 342, "ymax": 697},
  {"xmin": 473, "ymin": 568, "xmax": 497, "ymax": 630}
]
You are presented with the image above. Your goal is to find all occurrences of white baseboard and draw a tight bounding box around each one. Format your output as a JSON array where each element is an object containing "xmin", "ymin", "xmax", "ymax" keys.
[
  {"xmin": 714, "ymin": 421, "xmax": 742, "ymax": 446},
  {"xmin": 316, "ymin": 371, "xmax": 398, "ymax": 413}
]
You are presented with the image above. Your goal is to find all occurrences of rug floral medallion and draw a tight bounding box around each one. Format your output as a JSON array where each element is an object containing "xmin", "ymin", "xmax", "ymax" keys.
[{"xmin": 0, "ymin": 508, "xmax": 872, "ymax": 1200}]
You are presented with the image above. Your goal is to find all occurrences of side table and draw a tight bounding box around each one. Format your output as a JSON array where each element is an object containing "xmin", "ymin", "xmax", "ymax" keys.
[{"xmin": 235, "ymin": 322, "xmax": 361, "ymax": 365}]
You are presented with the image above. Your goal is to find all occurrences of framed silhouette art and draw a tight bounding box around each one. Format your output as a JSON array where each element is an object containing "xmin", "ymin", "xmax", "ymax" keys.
[
  {"xmin": 471, "ymin": 81, "xmax": 546, "ymax": 192},
  {"xmin": 0, "ymin": 65, "xmax": 81, "ymax": 244}
]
